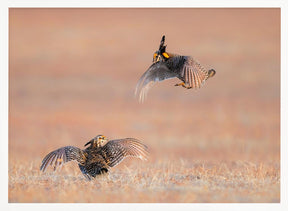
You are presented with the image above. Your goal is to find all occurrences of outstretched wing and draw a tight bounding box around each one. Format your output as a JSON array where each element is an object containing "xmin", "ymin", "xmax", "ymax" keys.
[
  {"xmin": 181, "ymin": 57, "xmax": 214, "ymax": 89},
  {"xmin": 135, "ymin": 62, "xmax": 177, "ymax": 102},
  {"xmin": 101, "ymin": 138, "xmax": 149, "ymax": 167},
  {"xmin": 40, "ymin": 146, "xmax": 86, "ymax": 172}
]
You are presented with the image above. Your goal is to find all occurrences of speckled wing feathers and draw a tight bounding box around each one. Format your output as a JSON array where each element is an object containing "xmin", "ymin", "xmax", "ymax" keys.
[
  {"xmin": 182, "ymin": 58, "xmax": 210, "ymax": 89},
  {"xmin": 101, "ymin": 138, "xmax": 149, "ymax": 167},
  {"xmin": 40, "ymin": 146, "xmax": 86, "ymax": 172},
  {"xmin": 135, "ymin": 62, "xmax": 177, "ymax": 102}
]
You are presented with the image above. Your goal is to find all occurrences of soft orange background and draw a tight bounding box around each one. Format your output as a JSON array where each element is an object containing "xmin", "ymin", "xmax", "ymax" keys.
[{"xmin": 9, "ymin": 8, "xmax": 280, "ymax": 202}]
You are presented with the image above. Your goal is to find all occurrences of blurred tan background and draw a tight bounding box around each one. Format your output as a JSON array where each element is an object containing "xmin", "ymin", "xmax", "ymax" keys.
[{"xmin": 9, "ymin": 8, "xmax": 280, "ymax": 203}]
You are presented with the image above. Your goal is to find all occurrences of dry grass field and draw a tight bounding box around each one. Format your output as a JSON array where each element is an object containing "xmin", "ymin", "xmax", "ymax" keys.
[{"xmin": 9, "ymin": 8, "xmax": 280, "ymax": 203}]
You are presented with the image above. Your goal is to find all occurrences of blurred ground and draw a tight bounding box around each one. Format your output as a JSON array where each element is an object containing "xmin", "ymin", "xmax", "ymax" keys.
[{"xmin": 9, "ymin": 8, "xmax": 280, "ymax": 203}]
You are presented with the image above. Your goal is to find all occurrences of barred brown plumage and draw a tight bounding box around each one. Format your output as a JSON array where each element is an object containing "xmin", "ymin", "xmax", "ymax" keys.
[
  {"xmin": 40, "ymin": 135, "xmax": 149, "ymax": 180},
  {"xmin": 135, "ymin": 35, "xmax": 216, "ymax": 102}
]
